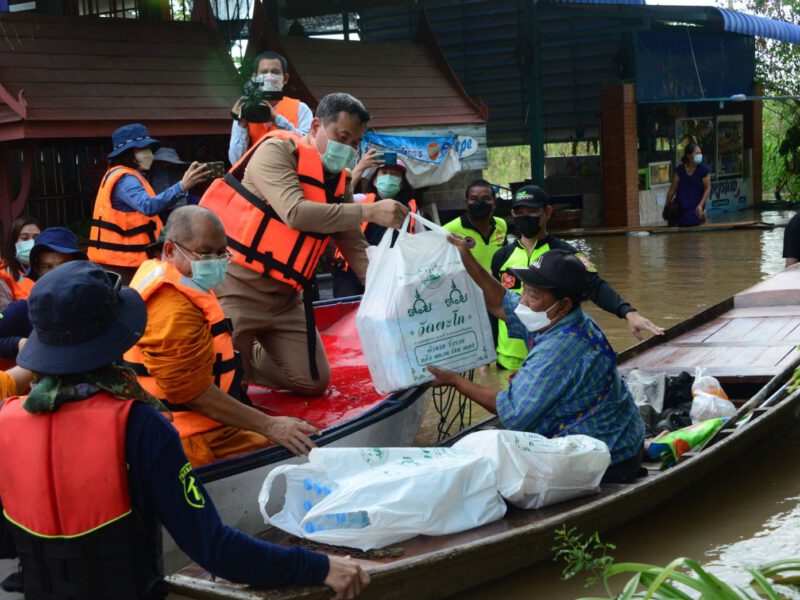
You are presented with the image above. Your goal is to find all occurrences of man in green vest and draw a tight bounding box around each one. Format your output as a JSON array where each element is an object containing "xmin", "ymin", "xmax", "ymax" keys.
[
  {"xmin": 491, "ymin": 185, "xmax": 664, "ymax": 370},
  {"xmin": 443, "ymin": 179, "xmax": 507, "ymax": 273}
]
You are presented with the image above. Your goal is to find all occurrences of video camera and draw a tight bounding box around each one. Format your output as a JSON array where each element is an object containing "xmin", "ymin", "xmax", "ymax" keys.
[{"xmin": 237, "ymin": 76, "xmax": 285, "ymax": 124}]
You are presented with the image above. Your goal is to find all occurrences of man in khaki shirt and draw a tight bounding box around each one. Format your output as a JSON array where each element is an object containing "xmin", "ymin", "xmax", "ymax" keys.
[{"xmin": 214, "ymin": 93, "xmax": 407, "ymax": 395}]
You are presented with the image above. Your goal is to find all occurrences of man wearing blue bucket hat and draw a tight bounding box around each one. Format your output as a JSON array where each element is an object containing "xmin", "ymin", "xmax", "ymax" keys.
[
  {"xmin": 0, "ymin": 261, "xmax": 369, "ymax": 599},
  {"xmin": 87, "ymin": 123, "xmax": 211, "ymax": 283}
]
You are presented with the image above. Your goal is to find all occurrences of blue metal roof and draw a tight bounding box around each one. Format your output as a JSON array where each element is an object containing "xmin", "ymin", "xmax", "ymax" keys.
[{"xmin": 715, "ymin": 7, "xmax": 800, "ymax": 45}]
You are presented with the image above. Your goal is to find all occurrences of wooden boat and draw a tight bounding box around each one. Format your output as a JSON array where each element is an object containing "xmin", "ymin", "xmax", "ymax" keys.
[
  {"xmin": 163, "ymin": 296, "xmax": 430, "ymax": 572},
  {"xmin": 166, "ymin": 267, "xmax": 800, "ymax": 600}
]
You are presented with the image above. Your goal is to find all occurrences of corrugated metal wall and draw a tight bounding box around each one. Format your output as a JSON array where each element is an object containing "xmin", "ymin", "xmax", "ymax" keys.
[{"xmin": 360, "ymin": 1, "xmax": 627, "ymax": 146}]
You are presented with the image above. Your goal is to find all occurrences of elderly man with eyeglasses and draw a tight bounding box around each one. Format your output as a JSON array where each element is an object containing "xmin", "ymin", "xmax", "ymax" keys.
[{"xmin": 123, "ymin": 205, "xmax": 318, "ymax": 467}]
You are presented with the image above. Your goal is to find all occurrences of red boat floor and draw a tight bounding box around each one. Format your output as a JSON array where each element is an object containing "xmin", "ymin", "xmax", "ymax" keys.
[{"xmin": 247, "ymin": 299, "xmax": 387, "ymax": 431}]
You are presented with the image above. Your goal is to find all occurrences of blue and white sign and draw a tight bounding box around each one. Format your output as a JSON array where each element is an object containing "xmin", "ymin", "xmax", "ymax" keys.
[{"xmin": 362, "ymin": 132, "xmax": 456, "ymax": 164}]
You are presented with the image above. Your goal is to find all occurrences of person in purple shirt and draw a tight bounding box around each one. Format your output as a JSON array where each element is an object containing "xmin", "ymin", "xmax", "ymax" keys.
[{"xmin": 664, "ymin": 143, "xmax": 711, "ymax": 227}]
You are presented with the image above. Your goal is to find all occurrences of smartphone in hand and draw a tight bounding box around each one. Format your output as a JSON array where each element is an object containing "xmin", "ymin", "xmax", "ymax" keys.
[
  {"xmin": 203, "ymin": 161, "xmax": 226, "ymax": 179},
  {"xmin": 382, "ymin": 151, "xmax": 397, "ymax": 166}
]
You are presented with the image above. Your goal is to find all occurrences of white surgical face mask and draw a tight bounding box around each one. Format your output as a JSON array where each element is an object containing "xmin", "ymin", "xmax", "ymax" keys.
[
  {"xmin": 134, "ymin": 148, "xmax": 154, "ymax": 171},
  {"xmin": 256, "ymin": 73, "xmax": 284, "ymax": 92},
  {"xmin": 514, "ymin": 300, "xmax": 559, "ymax": 332},
  {"xmin": 693, "ymin": 153, "xmax": 703, "ymax": 165}
]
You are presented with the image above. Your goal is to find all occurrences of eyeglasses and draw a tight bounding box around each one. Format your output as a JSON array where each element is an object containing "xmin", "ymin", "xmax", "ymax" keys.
[{"xmin": 171, "ymin": 240, "xmax": 233, "ymax": 263}]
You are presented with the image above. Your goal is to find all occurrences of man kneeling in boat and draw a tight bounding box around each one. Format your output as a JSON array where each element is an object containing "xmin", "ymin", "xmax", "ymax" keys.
[
  {"xmin": 124, "ymin": 205, "xmax": 318, "ymax": 467},
  {"xmin": 0, "ymin": 261, "xmax": 369, "ymax": 599},
  {"xmin": 429, "ymin": 241, "xmax": 645, "ymax": 482}
]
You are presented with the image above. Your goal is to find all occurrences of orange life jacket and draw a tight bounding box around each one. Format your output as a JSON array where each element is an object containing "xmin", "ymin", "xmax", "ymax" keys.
[
  {"xmin": 0, "ymin": 264, "xmax": 34, "ymax": 300},
  {"xmin": 199, "ymin": 129, "xmax": 348, "ymax": 293},
  {"xmin": 123, "ymin": 259, "xmax": 235, "ymax": 439},
  {"xmin": 0, "ymin": 393, "xmax": 133, "ymax": 538},
  {"xmin": 247, "ymin": 96, "xmax": 301, "ymax": 147},
  {"xmin": 0, "ymin": 392, "xmax": 162, "ymax": 598},
  {"xmin": 333, "ymin": 195, "xmax": 418, "ymax": 270},
  {"xmin": 87, "ymin": 167, "xmax": 162, "ymax": 268}
]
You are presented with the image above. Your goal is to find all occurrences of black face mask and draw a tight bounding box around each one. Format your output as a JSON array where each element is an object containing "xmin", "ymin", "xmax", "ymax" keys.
[
  {"xmin": 467, "ymin": 200, "xmax": 493, "ymax": 219},
  {"xmin": 514, "ymin": 215, "xmax": 542, "ymax": 239}
]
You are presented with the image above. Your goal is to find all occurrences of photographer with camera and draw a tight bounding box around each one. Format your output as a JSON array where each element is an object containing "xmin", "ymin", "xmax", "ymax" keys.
[{"xmin": 229, "ymin": 51, "xmax": 313, "ymax": 165}]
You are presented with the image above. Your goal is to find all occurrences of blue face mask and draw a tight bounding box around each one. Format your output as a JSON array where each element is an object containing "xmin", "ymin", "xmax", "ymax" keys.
[
  {"xmin": 320, "ymin": 127, "xmax": 357, "ymax": 173},
  {"xmin": 189, "ymin": 258, "xmax": 228, "ymax": 291},
  {"xmin": 693, "ymin": 153, "xmax": 703, "ymax": 165},
  {"xmin": 376, "ymin": 174, "xmax": 402, "ymax": 199},
  {"xmin": 15, "ymin": 239, "xmax": 35, "ymax": 264}
]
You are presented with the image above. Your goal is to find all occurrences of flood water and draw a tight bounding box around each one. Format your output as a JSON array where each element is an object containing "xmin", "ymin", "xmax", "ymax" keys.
[{"xmin": 419, "ymin": 209, "xmax": 800, "ymax": 598}]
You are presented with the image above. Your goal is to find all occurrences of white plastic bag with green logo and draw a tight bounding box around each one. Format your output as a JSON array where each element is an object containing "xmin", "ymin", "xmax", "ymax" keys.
[
  {"xmin": 356, "ymin": 213, "xmax": 497, "ymax": 394},
  {"xmin": 259, "ymin": 447, "xmax": 506, "ymax": 550}
]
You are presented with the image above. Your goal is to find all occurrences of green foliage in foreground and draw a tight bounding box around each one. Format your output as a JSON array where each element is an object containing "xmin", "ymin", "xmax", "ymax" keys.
[{"xmin": 553, "ymin": 526, "xmax": 800, "ymax": 599}]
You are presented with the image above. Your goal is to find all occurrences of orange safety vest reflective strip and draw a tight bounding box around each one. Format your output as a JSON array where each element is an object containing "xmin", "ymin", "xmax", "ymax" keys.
[
  {"xmin": 199, "ymin": 129, "xmax": 348, "ymax": 293},
  {"xmin": 247, "ymin": 97, "xmax": 301, "ymax": 147},
  {"xmin": 0, "ymin": 393, "xmax": 132, "ymax": 538},
  {"xmin": 87, "ymin": 167, "xmax": 162, "ymax": 268},
  {"xmin": 123, "ymin": 259, "xmax": 235, "ymax": 439},
  {"xmin": 333, "ymin": 196, "xmax": 417, "ymax": 269}
]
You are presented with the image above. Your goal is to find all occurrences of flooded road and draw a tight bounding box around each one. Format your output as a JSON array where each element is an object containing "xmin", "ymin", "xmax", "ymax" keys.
[{"xmin": 422, "ymin": 210, "xmax": 799, "ymax": 598}]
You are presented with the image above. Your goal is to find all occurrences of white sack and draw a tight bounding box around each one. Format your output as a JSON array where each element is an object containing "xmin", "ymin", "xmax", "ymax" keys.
[
  {"xmin": 452, "ymin": 430, "xmax": 611, "ymax": 509},
  {"xmin": 259, "ymin": 447, "xmax": 506, "ymax": 551},
  {"xmin": 356, "ymin": 213, "xmax": 496, "ymax": 394}
]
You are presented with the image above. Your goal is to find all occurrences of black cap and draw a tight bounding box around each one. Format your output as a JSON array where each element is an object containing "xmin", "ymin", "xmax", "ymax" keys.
[
  {"xmin": 511, "ymin": 249, "xmax": 588, "ymax": 298},
  {"xmin": 512, "ymin": 185, "xmax": 549, "ymax": 209}
]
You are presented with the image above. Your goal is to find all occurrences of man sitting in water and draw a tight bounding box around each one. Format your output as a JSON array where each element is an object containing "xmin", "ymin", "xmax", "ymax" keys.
[{"xmin": 428, "ymin": 242, "xmax": 645, "ymax": 482}]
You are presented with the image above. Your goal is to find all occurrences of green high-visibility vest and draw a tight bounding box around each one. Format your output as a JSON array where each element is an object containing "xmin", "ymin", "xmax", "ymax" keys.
[
  {"xmin": 443, "ymin": 215, "xmax": 507, "ymax": 273},
  {"xmin": 496, "ymin": 240, "xmax": 551, "ymax": 370}
]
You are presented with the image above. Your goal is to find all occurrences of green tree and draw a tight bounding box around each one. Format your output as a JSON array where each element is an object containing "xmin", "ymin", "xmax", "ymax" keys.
[{"xmin": 747, "ymin": 0, "xmax": 800, "ymax": 200}]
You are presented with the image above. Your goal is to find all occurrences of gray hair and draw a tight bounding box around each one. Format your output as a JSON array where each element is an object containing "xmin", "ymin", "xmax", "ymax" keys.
[
  {"xmin": 164, "ymin": 205, "xmax": 224, "ymax": 243},
  {"xmin": 316, "ymin": 93, "xmax": 370, "ymax": 126}
]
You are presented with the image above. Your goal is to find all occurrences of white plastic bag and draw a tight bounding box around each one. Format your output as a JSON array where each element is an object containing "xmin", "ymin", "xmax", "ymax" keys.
[
  {"xmin": 692, "ymin": 367, "xmax": 728, "ymax": 400},
  {"xmin": 690, "ymin": 391, "xmax": 736, "ymax": 424},
  {"xmin": 259, "ymin": 447, "xmax": 506, "ymax": 551},
  {"xmin": 625, "ymin": 369, "xmax": 667, "ymax": 413},
  {"xmin": 452, "ymin": 430, "xmax": 610, "ymax": 509},
  {"xmin": 356, "ymin": 213, "xmax": 496, "ymax": 393}
]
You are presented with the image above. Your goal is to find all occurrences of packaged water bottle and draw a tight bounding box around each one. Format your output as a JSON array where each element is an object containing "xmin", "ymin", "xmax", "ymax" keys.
[
  {"xmin": 302, "ymin": 478, "xmax": 314, "ymax": 513},
  {"xmin": 304, "ymin": 511, "xmax": 370, "ymax": 534}
]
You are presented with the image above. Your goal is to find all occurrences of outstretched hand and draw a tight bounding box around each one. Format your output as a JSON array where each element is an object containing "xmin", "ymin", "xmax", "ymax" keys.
[
  {"xmin": 263, "ymin": 416, "xmax": 319, "ymax": 456},
  {"xmin": 427, "ymin": 365, "xmax": 458, "ymax": 387},
  {"xmin": 625, "ymin": 312, "xmax": 665, "ymax": 341}
]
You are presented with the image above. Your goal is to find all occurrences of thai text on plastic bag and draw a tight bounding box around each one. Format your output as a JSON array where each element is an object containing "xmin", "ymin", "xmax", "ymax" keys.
[
  {"xmin": 452, "ymin": 430, "xmax": 610, "ymax": 509},
  {"xmin": 356, "ymin": 213, "xmax": 496, "ymax": 394},
  {"xmin": 259, "ymin": 447, "xmax": 507, "ymax": 551}
]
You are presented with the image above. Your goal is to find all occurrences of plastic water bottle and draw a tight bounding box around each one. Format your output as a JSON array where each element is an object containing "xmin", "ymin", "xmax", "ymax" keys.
[
  {"xmin": 304, "ymin": 511, "xmax": 370, "ymax": 534},
  {"xmin": 302, "ymin": 478, "xmax": 314, "ymax": 513}
]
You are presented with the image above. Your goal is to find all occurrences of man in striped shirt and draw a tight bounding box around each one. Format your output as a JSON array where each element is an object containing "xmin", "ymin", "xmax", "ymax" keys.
[{"xmin": 429, "ymin": 242, "xmax": 645, "ymax": 483}]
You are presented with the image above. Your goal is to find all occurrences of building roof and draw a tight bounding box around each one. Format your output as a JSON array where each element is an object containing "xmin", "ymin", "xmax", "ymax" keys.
[
  {"xmin": 0, "ymin": 12, "xmax": 240, "ymax": 142},
  {"xmin": 247, "ymin": 4, "xmax": 486, "ymax": 129}
]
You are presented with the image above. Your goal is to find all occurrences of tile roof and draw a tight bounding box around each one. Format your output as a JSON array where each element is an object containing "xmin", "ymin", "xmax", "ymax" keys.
[
  {"xmin": 0, "ymin": 13, "xmax": 240, "ymax": 141},
  {"xmin": 277, "ymin": 36, "xmax": 487, "ymax": 129}
]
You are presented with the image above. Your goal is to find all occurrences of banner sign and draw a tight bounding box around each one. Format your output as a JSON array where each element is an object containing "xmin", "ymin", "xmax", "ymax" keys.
[
  {"xmin": 708, "ymin": 177, "xmax": 748, "ymax": 212},
  {"xmin": 361, "ymin": 132, "xmax": 456, "ymax": 165}
]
